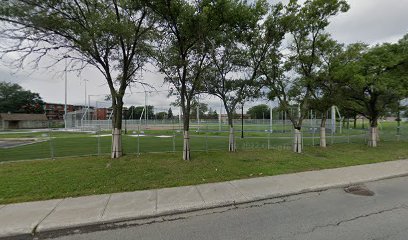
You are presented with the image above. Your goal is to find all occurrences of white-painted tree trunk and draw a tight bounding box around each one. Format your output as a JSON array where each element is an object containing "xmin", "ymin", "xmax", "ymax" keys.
[
  {"xmin": 368, "ymin": 127, "xmax": 378, "ymax": 147},
  {"xmin": 228, "ymin": 126, "xmax": 236, "ymax": 152},
  {"xmin": 320, "ymin": 127, "xmax": 326, "ymax": 147},
  {"xmin": 293, "ymin": 129, "xmax": 302, "ymax": 153},
  {"xmin": 183, "ymin": 130, "xmax": 190, "ymax": 160},
  {"xmin": 111, "ymin": 128, "xmax": 122, "ymax": 158}
]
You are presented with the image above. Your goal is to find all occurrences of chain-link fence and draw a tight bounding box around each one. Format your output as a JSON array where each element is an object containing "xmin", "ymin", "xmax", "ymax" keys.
[{"xmin": 0, "ymin": 118, "xmax": 407, "ymax": 162}]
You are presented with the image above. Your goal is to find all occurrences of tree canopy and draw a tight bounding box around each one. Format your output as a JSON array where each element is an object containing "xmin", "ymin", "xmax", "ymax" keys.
[
  {"xmin": 0, "ymin": 0, "xmax": 154, "ymax": 158},
  {"xmin": 0, "ymin": 82, "xmax": 44, "ymax": 114}
]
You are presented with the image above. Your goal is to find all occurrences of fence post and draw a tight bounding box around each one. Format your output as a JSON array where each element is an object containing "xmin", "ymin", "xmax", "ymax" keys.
[
  {"xmin": 205, "ymin": 124, "xmax": 208, "ymax": 153},
  {"xmin": 331, "ymin": 127, "xmax": 334, "ymax": 145},
  {"xmin": 48, "ymin": 126, "xmax": 55, "ymax": 160},
  {"xmin": 137, "ymin": 125, "xmax": 140, "ymax": 156},
  {"xmin": 312, "ymin": 124, "xmax": 315, "ymax": 146},
  {"xmin": 97, "ymin": 125, "xmax": 101, "ymax": 156}
]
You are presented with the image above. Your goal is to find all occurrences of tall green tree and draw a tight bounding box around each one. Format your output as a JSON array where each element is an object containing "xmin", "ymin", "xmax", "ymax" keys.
[
  {"xmin": 262, "ymin": 0, "xmax": 349, "ymax": 153},
  {"xmin": 151, "ymin": 0, "xmax": 229, "ymax": 160},
  {"xmin": 204, "ymin": 0, "xmax": 268, "ymax": 152},
  {"xmin": 126, "ymin": 105, "xmax": 154, "ymax": 119},
  {"xmin": 309, "ymin": 36, "xmax": 345, "ymax": 147},
  {"xmin": 167, "ymin": 108, "xmax": 173, "ymax": 119},
  {"xmin": 0, "ymin": 82, "xmax": 44, "ymax": 114},
  {"xmin": 247, "ymin": 104, "xmax": 270, "ymax": 119},
  {"xmin": 0, "ymin": 0, "xmax": 154, "ymax": 158},
  {"xmin": 339, "ymin": 39, "xmax": 408, "ymax": 147},
  {"xmin": 190, "ymin": 98, "xmax": 208, "ymax": 120}
]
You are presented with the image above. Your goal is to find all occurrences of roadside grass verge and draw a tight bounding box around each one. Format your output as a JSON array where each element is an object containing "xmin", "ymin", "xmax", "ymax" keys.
[{"xmin": 0, "ymin": 141, "xmax": 407, "ymax": 204}]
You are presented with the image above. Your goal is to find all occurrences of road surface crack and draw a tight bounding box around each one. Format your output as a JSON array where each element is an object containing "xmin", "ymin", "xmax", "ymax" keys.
[{"xmin": 292, "ymin": 205, "xmax": 408, "ymax": 237}]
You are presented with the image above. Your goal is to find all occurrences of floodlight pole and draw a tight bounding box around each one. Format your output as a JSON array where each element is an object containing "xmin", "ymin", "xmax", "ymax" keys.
[
  {"xmin": 84, "ymin": 79, "xmax": 88, "ymax": 109},
  {"xmin": 87, "ymin": 95, "xmax": 99, "ymax": 121},
  {"xmin": 197, "ymin": 95, "xmax": 200, "ymax": 131},
  {"xmin": 64, "ymin": 58, "xmax": 67, "ymax": 129},
  {"xmin": 331, "ymin": 105, "xmax": 336, "ymax": 133},
  {"xmin": 219, "ymin": 100, "xmax": 222, "ymax": 132},
  {"xmin": 145, "ymin": 91, "xmax": 147, "ymax": 127},
  {"xmin": 88, "ymin": 95, "xmax": 91, "ymax": 120},
  {"xmin": 270, "ymin": 104, "xmax": 273, "ymax": 133},
  {"xmin": 241, "ymin": 103, "xmax": 244, "ymax": 139},
  {"xmin": 141, "ymin": 84, "xmax": 148, "ymax": 128}
]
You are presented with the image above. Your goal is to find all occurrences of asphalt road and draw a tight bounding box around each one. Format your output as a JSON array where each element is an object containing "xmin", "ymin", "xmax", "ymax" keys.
[{"xmin": 48, "ymin": 176, "xmax": 408, "ymax": 240}]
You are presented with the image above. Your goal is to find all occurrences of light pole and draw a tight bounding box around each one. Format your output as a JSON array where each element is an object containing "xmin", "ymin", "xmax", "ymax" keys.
[
  {"xmin": 197, "ymin": 95, "xmax": 200, "ymax": 131},
  {"xmin": 241, "ymin": 103, "xmax": 244, "ymax": 139},
  {"xmin": 83, "ymin": 79, "xmax": 89, "ymax": 109},
  {"xmin": 219, "ymin": 100, "xmax": 222, "ymax": 132},
  {"xmin": 88, "ymin": 95, "xmax": 99, "ymax": 121},
  {"xmin": 270, "ymin": 104, "xmax": 273, "ymax": 133},
  {"xmin": 64, "ymin": 58, "xmax": 68, "ymax": 129}
]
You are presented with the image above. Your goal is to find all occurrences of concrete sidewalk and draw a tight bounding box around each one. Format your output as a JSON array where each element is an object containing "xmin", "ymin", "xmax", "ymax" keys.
[{"xmin": 1, "ymin": 159, "xmax": 408, "ymax": 239}]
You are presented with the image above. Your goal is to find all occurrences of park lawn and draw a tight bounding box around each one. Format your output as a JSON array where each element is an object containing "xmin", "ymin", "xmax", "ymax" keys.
[{"xmin": 0, "ymin": 141, "xmax": 407, "ymax": 204}]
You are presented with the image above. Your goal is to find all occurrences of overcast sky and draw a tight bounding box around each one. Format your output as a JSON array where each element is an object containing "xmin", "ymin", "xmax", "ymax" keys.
[{"xmin": 0, "ymin": 0, "xmax": 407, "ymax": 114}]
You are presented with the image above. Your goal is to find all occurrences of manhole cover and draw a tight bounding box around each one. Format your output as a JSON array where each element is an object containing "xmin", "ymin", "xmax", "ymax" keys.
[{"xmin": 344, "ymin": 185, "xmax": 375, "ymax": 196}]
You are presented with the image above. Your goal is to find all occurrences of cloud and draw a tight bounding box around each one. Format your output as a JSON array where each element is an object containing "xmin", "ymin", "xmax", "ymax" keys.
[
  {"xmin": 0, "ymin": 0, "xmax": 407, "ymax": 113},
  {"xmin": 327, "ymin": 0, "xmax": 408, "ymax": 45}
]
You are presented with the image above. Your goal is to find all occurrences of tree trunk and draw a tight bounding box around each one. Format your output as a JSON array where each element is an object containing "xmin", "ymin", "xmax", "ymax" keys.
[
  {"xmin": 367, "ymin": 120, "xmax": 379, "ymax": 147},
  {"xmin": 320, "ymin": 116, "xmax": 327, "ymax": 148},
  {"xmin": 183, "ymin": 130, "xmax": 190, "ymax": 160},
  {"xmin": 111, "ymin": 96, "xmax": 123, "ymax": 158},
  {"xmin": 353, "ymin": 116, "xmax": 357, "ymax": 129},
  {"xmin": 227, "ymin": 111, "xmax": 236, "ymax": 152},
  {"xmin": 111, "ymin": 128, "xmax": 122, "ymax": 158},
  {"xmin": 367, "ymin": 126, "xmax": 378, "ymax": 147},
  {"xmin": 228, "ymin": 126, "xmax": 235, "ymax": 152},
  {"xmin": 182, "ymin": 99, "xmax": 191, "ymax": 161},
  {"xmin": 293, "ymin": 128, "xmax": 302, "ymax": 153}
]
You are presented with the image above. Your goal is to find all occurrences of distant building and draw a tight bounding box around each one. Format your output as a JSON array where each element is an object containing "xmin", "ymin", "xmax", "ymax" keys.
[
  {"xmin": 44, "ymin": 103, "xmax": 88, "ymax": 120},
  {"xmin": 96, "ymin": 108, "xmax": 113, "ymax": 120},
  {"xmin": 0, "ymin": 113, "xmax": 48, "ymax": 129}
]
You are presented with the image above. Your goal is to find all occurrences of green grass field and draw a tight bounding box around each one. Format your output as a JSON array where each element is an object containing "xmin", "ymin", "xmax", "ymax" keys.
[
  {"xmin": 0, "ymin": 141, "xmax": 407, "ymax": 204},
  {"xmin": 0, "ymin": 122, "xmax": 408, "ymax": 162},
  {"xmin": 0, "ymin": 121, "xmax": 406, "ymax": 162}
]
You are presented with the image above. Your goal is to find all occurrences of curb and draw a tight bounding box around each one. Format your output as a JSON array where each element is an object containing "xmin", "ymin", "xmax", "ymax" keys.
[{"xmin": 14, "ymin": 171, "xmax": 408, "ymax": 240}]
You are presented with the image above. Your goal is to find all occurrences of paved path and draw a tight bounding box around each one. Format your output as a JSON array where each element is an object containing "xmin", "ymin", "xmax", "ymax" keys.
[
  {"xmin": 54, "ymin": 176, "xmax": 408, "ymax": 240},
  {"xmin": 1, "ymin": 159, "xmax": 408, "ymax": 239}
]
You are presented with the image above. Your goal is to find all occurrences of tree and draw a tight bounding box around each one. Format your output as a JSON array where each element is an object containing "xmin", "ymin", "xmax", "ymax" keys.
[
  {"xmin": 204, "ymin": 0, "xmax": 270, "ymax": 151},
  {"xmin": 206, "ymin": 108, "xmax": 219, "ymax": 120},
  {"xmin": 247, "ymin": 104, "xmax": 270, "ymax": 119},
  {"xmin": 167, "ymin": 108, "xmax": 173, "ymax": 119},
  {"xmin": 151, "ymin": 0, "xmax": 225, "ymax": 160},
  {"xmin": 0, "ymin": 0, "xmax": 153, "ymax": 158},
  {"xmin": 126, "ymin": 105, "xmax": 154, "ymax": 120},
  {"xmin": 309, "ymin": 37, "xmax": 345, "ymax": 147},
  {"xmin": 0, "ymin": 82, "xmax": 44, "ymax": 113},
  {"xmin": 339, "ymin": 39, "xmax": 408, "ymax": 147},
  {"xmin": 262, "ymin": 0, "xmax": 349, "ymax": 153},
  {"xmin": 190, "ymin": 98, "xmax": 208, "ymax": 119},
  {"xmin": 155, "ymin": 111, "xmax": 167, "ymax": 120}
]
